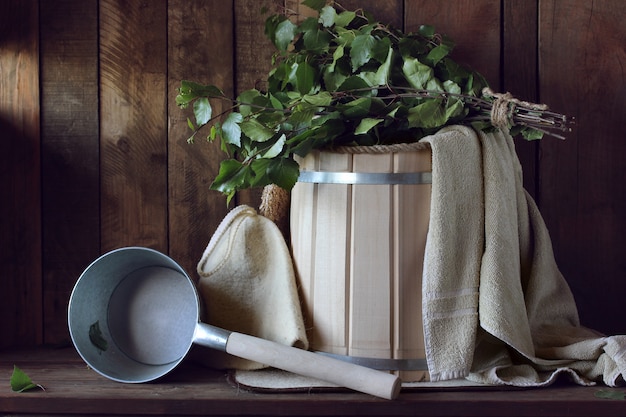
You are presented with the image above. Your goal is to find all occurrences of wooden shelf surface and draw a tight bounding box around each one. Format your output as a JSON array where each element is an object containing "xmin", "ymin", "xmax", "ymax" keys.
[{"xmin": 1, "ymin": 347, "xmax": 625, "ymax": 417}]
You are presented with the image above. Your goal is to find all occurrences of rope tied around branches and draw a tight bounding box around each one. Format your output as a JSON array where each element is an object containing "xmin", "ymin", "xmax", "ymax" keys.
[{"xmin": 483, "ymin": 87, "xmax": 549, "ymax": 131}]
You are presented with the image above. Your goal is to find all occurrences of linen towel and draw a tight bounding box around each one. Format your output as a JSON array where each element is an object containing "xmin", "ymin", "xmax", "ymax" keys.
[
  {"xmin": 420, "ymin": 127, "xmax": 483, "ymax": 381},
  {"xmin": 424, "ymin": 125, "xmax": 626, "ymax": 387},
  {"xmin": 196, "ymin": 205, "xmax": 308, "ymax": 370}
]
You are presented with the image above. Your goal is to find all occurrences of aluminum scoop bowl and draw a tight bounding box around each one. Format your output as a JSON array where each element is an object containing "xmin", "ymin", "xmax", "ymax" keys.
[{"xmin": 68, "ymin": 247, "xmax": 401, "ymax": 400}]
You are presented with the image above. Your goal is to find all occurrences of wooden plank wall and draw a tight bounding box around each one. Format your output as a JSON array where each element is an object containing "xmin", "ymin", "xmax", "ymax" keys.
[
  {"xmin": 0, "ymin": 0, "xmax": 624, "ymax": 348},
  {"xmin": 0, "ymin": 0, "xmax": 42, "ymax": 347},
  {"xmin": 538, "ymin": 1, "xmax": 626, "ymax": 335}
]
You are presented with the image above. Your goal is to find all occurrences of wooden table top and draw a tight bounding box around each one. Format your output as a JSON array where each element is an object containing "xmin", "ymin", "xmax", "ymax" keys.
[{"xmin": 1, "ymin": 346, "xmax": 624, "ymax": 417}]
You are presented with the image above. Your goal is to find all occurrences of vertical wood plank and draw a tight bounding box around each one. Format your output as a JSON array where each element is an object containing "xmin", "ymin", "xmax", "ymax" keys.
[
  {"xmin": 100, "ymin": 0, "xmax": 169, "ymax": 252},
  {"xmin": 289, "ymin": 154, "xmax": 318, "ymax": 345},
  {"xmin": 339, "ymin": 0, "xmax": 404, "ymax": 28},
  {"xmin": 233, "ymin": 0, "xmax": 285, "ymax": 208},
  {"xmin": 39, "ymin": 0, "xmax": 100, "ymax": 345},
  {"xmin": 167, "ymin": 0, "xmax": 233, "ymax": 276},
  {"xmin": 393, "ymin": 151, "xmax": 431, "ymax": 381},
  {"xmin": 349, "ymin": 153, "xmax": 393, "ymax": 358},
  {"xmin": 234, "ymin": 0, "xmax": 282, "ymax": 93},
  {"xmin": 0, "ymin": 0, "xmax": 42, "ymax": 348},
  {"xmin": 503, "ymin": 0, "xmax": 539, "ymax": 197},
  {"xmin": 538, "ymin": 0, "xmax": 626, "ymax": 335},
  {"xmin": 404, "ymin": 0, "xmax": 501, "ymax": 88},
  {"xmin": 311, "ymin": 153, "xmax": 352, "ymax": 354}
]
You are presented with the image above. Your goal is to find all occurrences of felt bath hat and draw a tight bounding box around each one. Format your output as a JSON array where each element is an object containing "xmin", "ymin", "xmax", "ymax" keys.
[{"xmin": 195, "ymin": 205, "xmax": 309, "ymax": 370}]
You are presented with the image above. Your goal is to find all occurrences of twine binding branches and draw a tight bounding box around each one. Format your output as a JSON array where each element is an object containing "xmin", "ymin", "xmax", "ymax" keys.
[
  {"xmin": 484, "ymin": 87, "xmax": 548, "ymax": 130},
  {"xmin": 482, "ymin": 88, "xmax": 571, "ymax": 139}
]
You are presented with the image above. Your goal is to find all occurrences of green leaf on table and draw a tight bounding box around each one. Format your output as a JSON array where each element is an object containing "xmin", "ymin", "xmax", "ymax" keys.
[
  {"xmin": 10, "ymin": 365, "xmax": 44, "ymax": 393},
  {"xmin": 594, "ymin": 390, "xmax": 626, "ymax": 400}
]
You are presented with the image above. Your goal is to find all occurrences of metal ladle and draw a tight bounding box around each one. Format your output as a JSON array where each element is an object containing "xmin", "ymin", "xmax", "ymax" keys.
[{"xmin": 68, "ymin": 247, "xmax": 400, "ymax": 400}]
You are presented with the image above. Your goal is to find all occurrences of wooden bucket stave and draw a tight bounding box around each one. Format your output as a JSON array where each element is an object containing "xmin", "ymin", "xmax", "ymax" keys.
[{"xmin": 290, "ymin": 146, "xmax": 432, "ymax": 381}]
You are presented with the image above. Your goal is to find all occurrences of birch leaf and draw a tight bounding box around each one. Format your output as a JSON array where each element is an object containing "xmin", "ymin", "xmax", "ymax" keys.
[
  {"xmin": 355, "ymin": 118, "xmax": 383, "ymax": 135},
  {"xmin": 595, "ymin": 390, "xmax": 626, "ymax": 400},
  {"xmin": 89, "ymin": 320, "xmax": 108, "ymax": 352},
  {"xmin": 10, "ymin": 366, "xmax": 44, "ymax": 393}
]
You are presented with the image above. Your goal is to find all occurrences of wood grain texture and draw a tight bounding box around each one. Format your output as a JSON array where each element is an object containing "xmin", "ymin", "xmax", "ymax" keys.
[
  {"xmin": 0, "ymin": 0, "xmax": 42, "ymax": 348},
  {"xmin": 339, "ymin": 0, "xmax": 404, "ymax": 28},
  {"xmin": 538, "ymin": 0, "xmax": 626, "ymax": 335},
  {"xmin": 39, "ymin": 0, "xmax": 100, "ymax": 345},
  {"xmin": 3, "ymin": 325, "xmax": 626, "ymax": 416},
  {"xmin": 349, "ymin": 153, "xmax": 394, "ymax": 359},
  {"xmin": 311, "ymin": 153, "xmax": 351, "ymax": 354},
  {"xmin": 289, "ymin": 154, "xmax": 318, "ymax": 346},
  {"xmin": 99, "ymin": 0, "xmax": 168, "ymax": 253},
  {"xmin": 167, "ymin": 0, "xmax": 233, "ymax": 277},
  {"xmin": 404, "ymin": 0, "xmax": 501, "ymax": 87},
  {"xmin": 232, "ymin": 0, "xmax": 285, "ymax": 208},
  {"xmin": 291, "ymin": 149, "xmax": 431, "ymax": 376},
  {"xmin": 392, "ymin": 151, "xmax": 431, "ymax": 382},
  {"xmin": 503, "ymin": 0, "xmax": 539, "ymax": 197}
]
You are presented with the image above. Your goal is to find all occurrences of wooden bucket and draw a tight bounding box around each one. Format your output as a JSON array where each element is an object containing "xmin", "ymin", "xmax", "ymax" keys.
[{"xmin": 290, "ymin": 144, "xmax": 432, "ymax": 381}]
